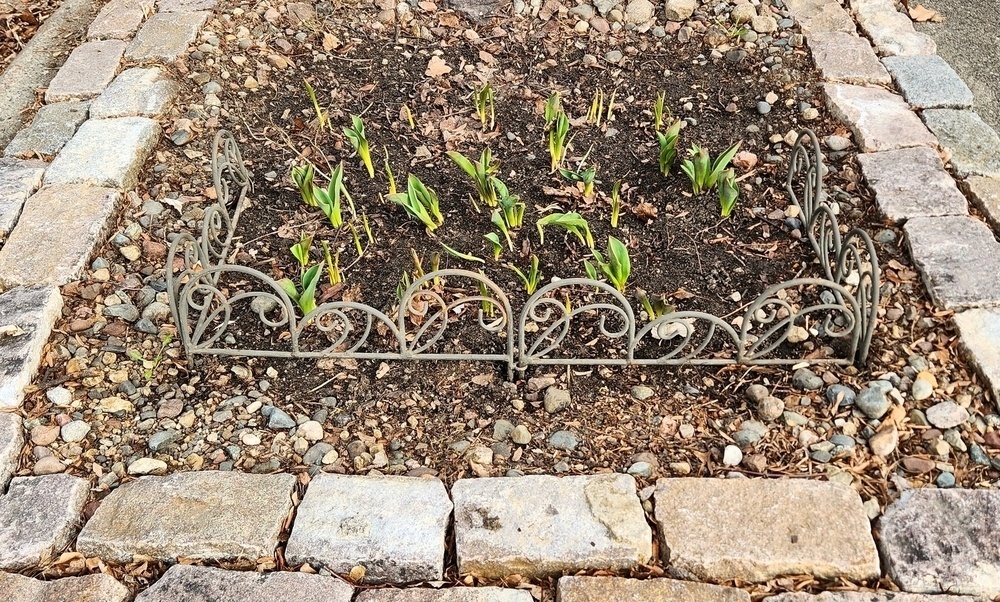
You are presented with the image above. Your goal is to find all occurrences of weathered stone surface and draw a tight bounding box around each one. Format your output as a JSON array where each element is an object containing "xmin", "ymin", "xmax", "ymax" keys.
[
  {"xmin": 3, "ymin": 101, "xmax": 90, "ymax": 160},
  {"xmin": 0, "ymin": 412, "xmax": 22, "ymax": 491},
  {"xmin": 0, "ymin": 474, "xmax": 90, "ymax": 570},
  {"xmin": 883, "ymin": 55, "xmax": 974, "ymax": 109},
  {"xmin": 904, "ymin": 216, "xmax": 1000, "ymax": 310},
  {"xmin": 653, "ymin": 478, "xmax": 879, "ymax": 582},
  {"xmin": 443, "ymin": 0, "xmax": 500, "ymax": 23},
  {"xmin": 0, "ymin": 572, "xmax": 130, "ymax": 602},
  {"xmin": 808, "ymin": 32, "xmax": 890, "ymax": 85},
  {"xmin": 135, "ymin": 564, "xmax": 354, "ymax": 602},
  {"xmin": 856, "ymin": 146, "xmax": 968, "ymax": 222},
  {"xmin": 664, "ymin": 0, "xmax": 697, "ymax": 21},
  {"xmin": 126, "ymin": 12, "xmax": 209, "ymax": 61},
  {"xmin": 953, "ymin": 309, "xmax": 1000, "ymax": 407},
  {"xmin": 822, "ymin": 83, "xmax": 936, "ymax": 152},
  {"xmin": 356, "ymin": 588, "xmax": 533, "ymax": 602},
  {"xmin": 851, "ymin": 0, "xmax": 937, "ymax": 56},
  {"xmin": 286, "ymin": 474, "xmax": 452, "ymax": 583},
  {"xmin": 44, "ymin": 117, "xmax": 160, "ymax": 189},
  {"xmin": 784, "ymin": 0, "xmax": 856, "ymax": 35},
  {"xmin": 922, "ymin": 109, "xmax": 1000, "ymax": 178},
  {"xmin": 964, "ymin": 176, "xmax": 1000, "ymax": 233},
  {"xmin": 0, "ymin": 157, "xmax": 45, "ymax": 234},
  {"xmin": 880, "ymin": 489, "xmax": 1000, "ymax": 598},
  {"xmin": 452, "ymin": 474, "xmax": 651, "ymax": 578},
  {"xmin": 44, "ymin": 40, "xmax": 125, "ymax": 103},
  {"xmin": 0, "ymin": 287, "xmax": 63, "ymax": 408},
  {"xmin": 157, "ymin": 0, "xmax": 217, "ymax": 10},
  {"xmin": 77, "ymin": 472, "xmax": 296, "ymax": 563},
  {"xmin": 90, "ymin": 68, "xmax": 178, "ymax": 119},
  {"xmin": 0, "ymin": 187, "xmax": 119, "ymax": 288},
  {"xmin": 558, "ymin": 576, "xmax": 750, "ymax": 602},
  {"xmin": 87, "ymin": 0, "xmax": 153, "ymax": 40},
  {"xmin": 767, "ymin": 593, "xmax": 983, "ymax": 602}
]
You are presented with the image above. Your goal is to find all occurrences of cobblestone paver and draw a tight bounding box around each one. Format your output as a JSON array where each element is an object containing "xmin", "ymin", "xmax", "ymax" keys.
[
  {"xmin": 355, "ymin": 589, "xmax": 532, "ymax": 602},
  {"xmin": 850, "ymin": 0, "xmax": 937, "ymax": 56},
  {"xmin": 157, "ymin": 0, "xmax": 218, "ymax": 10},
  {"xmin": 879, "ymin": 489, "xmax": 1000, "ymax": 598},
  {"xmin": 3, "ymin": 101, "xmax": 90, "ymax": 160},
  {"xmin": 77, "ymin": 472, "xmax": 295, "ymax": 563},
  {"xmin": 0, "ymin": 287, "xmax": 63, "ymax": 408},
  {"xmin": 856, "ymin": 146, "xmax": 968, "ymax": 222},
  {"xmin": 87, "ymin": 0, "xmax": 154, "ymax": 40},
  {"xmin": 557, "ymin": 576, "xmax": 750, "ymax": 602},
  {"xmin": 0, "ymin": 572, "xmax": 130, "ymax": 602},
  {"xmin": 126, "ymin": 11, "xmax": 209, "ymax": 61},
  {"xmin": 904, "ymin": 216, "xmax": 1000, "ymax": 310},
  {"xmin": 135, "ymin": 564, "xmax": 355, "ymax": 602},
  {"xmin": 43, "ymin": 40, "xmax": 126, "ymax": 103},
  {"xmin": 286, "ymin": 474, "xmax": 452, "ymax": 583},
  {"xmin": 44, "ymin": 117, "xmax": 160, "ymax": 189},
  {"xmin": 882, "ymin": 54, "xmax": 974, "ymax": 109},
  {"xmin": 953, "ymin": 309, "xmax": 1000, "ymax": 404},
  {"xmin": 922, "ymin": 109, "xmax": 1000, "ymax": 178},
  {"xmin": 767, "ymin": 593, "xmax": 983, "ymax": 601},
  {"xmin": 452, "ymin": 474, "xmax": 651, "ymax": 578},
  {"xmin": 784, "ymin": 0, "xmax": 856, "ymax": 35},
  {"xmin": 808, "ymin": 32, "xmax": 890, "ymax": 85},
  {"xmin": 0, "ymin": 412, "xmax": 22, "ymax": 490},
  {"xmin": 89, "ymin": 67, "xmax": 178, "ymax": 119},
  {"xmin": 0, "ymin": 474, "xmax": 89, "ymax": 570},
  {"xmin": 0, "ymin": 158, "xmax": 45, "ymax": 234},
  {"xmin": 822, "ymin": 83, "xmax": 936, "ymax": 152},
  {"xmin": 653, "ymin": 478, "xmax": 879, "ymax": 582},
  {"xmin": 0, "ymin": 187, "xmax": 120, "ymax": 288},
  {"xmin": 964, "ymin": 176, "xmax": 1000, "ymax": 231}
]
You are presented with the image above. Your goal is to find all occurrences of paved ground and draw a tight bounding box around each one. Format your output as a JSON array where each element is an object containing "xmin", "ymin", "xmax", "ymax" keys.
[{"xmin": 915, "ymin": 0, "xmax": 1000, "ymax": 132}]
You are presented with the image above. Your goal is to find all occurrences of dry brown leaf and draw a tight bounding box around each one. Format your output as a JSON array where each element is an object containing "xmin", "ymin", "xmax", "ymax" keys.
[
  {"xmin": 909, "ymin": 4, "xmax": 944, "ymax": 22},
  {"xmin": 733, "ymin": 150, "xmax": 758, "ymax": 170},
  {"xmin": 633, "ymin": 201, "xmax": 658, "ymax": 220},
  {"xmin": 425, "ymin": 55, "xmax": 452, "ymax": 77},
  {"xmin": 471, "ymin": 373, "xmax": 493, "ymax": 386},
  {"xmin": 671, "ymin": 288, "xmax": 696, "ymax": 300},
  {"xmin": 322, "ymin": 33, "xmax": 338, "ymax": 51}
]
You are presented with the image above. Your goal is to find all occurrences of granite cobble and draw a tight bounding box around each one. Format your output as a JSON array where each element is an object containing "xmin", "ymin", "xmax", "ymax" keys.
[
  {"xmin": 135, "ymin": 564, "xmax": 355, "ymax": 602},
  {"xmin": 3, "ymin": 101, "xmax": 90, "ymax": 160},
  {"xmin": 0, "ymin": 287, "xmax": 63, "ymax": 408},
  {"xmin": 43, "ymin": 40, "xmax": 125, "ymax": 103},
  {"xmin": 808, "ymin": 32, "xmax": 890, "ymax": 86},
  {"xmin": 87, "ymin": 0, "xmax": 154, "ymax": 40},
  {"xmin": 953, "ymin": 309, "xmax": 1000, "ymax": 407},
  {"xmin": 856, "ymin": 146, "xmax": 969, "ymax": 222},
  {"xmin": 126, "ymin": 11, "xmax": 209, "ymax": 61},
  {"xmin": 904, "ymin": 216, "xmax": 1000, "ymax": 310},
  {"xmin": 883, "ymin": 54, "xmax": 974, "ymax": 109},
  {"xmin": 89, "ymin": 67, "xmax": 179, "ymax": 119},
  {"xmin": 44, "ymin": 117, "xmax": 160, "ymax": 189},
  {"xmin": 0, "ymin": 157, "xmax": 46, "ymax": 234},
  {"xmin": 922, "ymin": 109, "xmax": 1000, "ymax": 178},
  {"xmin": 822, "ymin": 83, "xmax": 937, "ymax": 152},
  {"xmin": 0, "ymin": 572, "xmax": 130, "ymax": 602},
  {"xmin": 0, "ymin": 474, "xmax": 89, "ymax": 570}
]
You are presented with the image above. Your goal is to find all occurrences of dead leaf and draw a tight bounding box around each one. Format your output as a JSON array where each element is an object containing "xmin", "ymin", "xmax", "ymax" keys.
[
  {"xmin": 671, "ymin": 288, "xmax": 696, "ymax": 300},
  {"xmin": 909, "ymin": 4, "xmax": 944, "ymax": 22},
  {"xmin": 733, "ymin": 150, "xmax": 758, "ymax": 170},
  {"xmin": 425, "ymin": 56, "xmax": 452, "ymax": 77},
  {"xmin": 349, "ymin": 565, "xmax": 366, "ymax": 582},
  {"xmin": 471, "ymin": 373, "xmax": 494, "ymax": 386},
  {"xmin": 322, "ymin": 32, "xmax": 338, "ymax": 51},
  {"xmin": 633, "ymin": 201, "xmax": 658, "ymax": 220}
]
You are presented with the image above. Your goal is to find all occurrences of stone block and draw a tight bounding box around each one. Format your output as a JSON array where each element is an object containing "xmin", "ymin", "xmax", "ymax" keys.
[
  {"xmin": 808, "ymin": 32, "xmax": 890, "ymax": 85},
  {"xmin": 851, "ymin": 0, "xmax": 937, "ymax": 56},
  {"xmin": 286, "ymin": 474, "xmax": 452, "ymax": 583},
  {"xmin": 879, "ymin": 489, "xmax": 1000, "ymax": 598},
  {"xmin": 90, "ymin": 67, "xmax": 179, "ymax": 119},
  {"xmin": 856, "ymin": 146, "xmax": 968, "ymax": 223},
  {"xmin": 452, "ymin": 474, "xmax": 651, "ymax": 579},
  {"xmin": 822, "ymin": 83, "xmax": 936, "ymax": 153},
  {"xmin": 953, "ymin": 309, "xmax": 1000, "ymax": 408},
  {"xmin": 653, "ymin": 478, "xmax": 879, "ymax": 583},
  {"xmin": 44, "ymin": 40, "xmax": 125, "ymax": 103},
  {"xmin": 766, "ymin": 593, "xmax": 983, "ymax": 602},
  {"xmin": 87, "ymin": 0, "xmax": 153, "ymax": 40},
  {"xmin": 0, "ymin": 412, "xmax": 22, "ymax": 491},
  {"xmin": 0, "ymin": 474, "xmax": 90, "ymax": 570},
  {"xmin": 557, "ymin": 576, "xmax": 750, "ymax": 602},
  {"xmin": 0, "ymin": 287, "xmax": 63, "ymax": 408},
  {"xmin": 77, "ymin": 471, "xmax": 296, "ymax": 563},
  {"xmin": 158, "ymin": 0, "xmax": 218, "ymax": 10},
  {"xmin": 964, "ymin": 176, "xmax": 1000, "ymax": 232},
  {"xmin": 134, "ymin": 564, "xmax": 355, "ymax": 602},
  {"xmin": 0, "ymin": 572, "xmax": 130, "ymax": 602},
  {"xmin": 126, "ymin": 12, "xmax": 209, "ymax": 61},
  {"xmin": 883, "ymin": 55, "xmax": 974, "ymax": 110},
  {"xmin": 0, "ymin": 157, "xmax": 45, "ymax": 234},
  {"xmin": 922, "ymin": 109, "xmax": 1000, "ymax": 178},
  {"xmin": 44, "ymin": 117, "xmax": 160, "ymax": 190},
  {"xmin": 356, "ymin": 589, "xmax": 533, "ymax": 602},
  {"xmin": 904, "ymin": 216, "xmax": 1000, "ymax": 310},
  {"xmin": 3, "ymin": 101, "xmax": 90, "ymax": 160},
  {"xmin": 0, "ymin": 187, "xmax": 119, "ymax": 288},
  {"xmin": 784, "ymin": 0, "xmax": 856, "ymax": 35},
  {"xmin": 664, "ymin": 0, "xmax": 697, "ymax": 21}
]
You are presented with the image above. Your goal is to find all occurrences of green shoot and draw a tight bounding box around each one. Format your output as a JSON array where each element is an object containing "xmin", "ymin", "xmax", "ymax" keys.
[
  {"xmin": 653, "ymin": 91, "xmax": 666, "ymax": 132},
  {"xmin": 384, "ymin": 148, "xmax": 396, "ymax": 196},
  {"xmin": 343, "ymin": 115, "xmax": 375, "ymax": 178},
  {"xmin": 548, "ymin": 111, "xmax": 570, "ymax": 172},
  {"xmin": 605, "ymin": 88, "xmax": 616, "ymax": 122},
  {"xmin": 656, "ymin": 119, "xmax": 682, "ymax": 177},
  {"xmin": 587, "ymin": 89, "xmax": 604, "ymax": 126},
  {"xmin": 544, "ymin": 91, "xmax": 561, "ymax": 129},
  {"xmin": 680, "ymin": 141, "xmax": 742, "ymax": 195},
  {"xmin": 410, "ymin": 248, "xmax": 425, "ymax": 279},
  {"xmin": 388, "ymin": 174, "xmax": 444, "ymax": 231},
  {"xmin": 493, "ymin": 178, "xmax": 525, "ymax": 228},
  {"xmin": 509, "ymin": 254, "xmax": 541, "ymax": 295},
  {"xmin": 429, "ymin": 252, "xmax": 441, "ymax": 288},
  {"xmin": 396, "ymin": 272, "xmax": 411, "ymax": 300},
  {"xmin": 474, "ymin": 83, "xmax": 495, "ymax": 129},
  {"xmin": 304, "ymin": 80, "xmax": 328, "ymax": 131},
  {"xmin": 610, "ymin": 179, "xmax": 622, "ymax": 228},
  {"xmin": 447, "ymin": 149, "xmax": 499, "ymax": 208},
  {"xmin": 362, "ymin": 212, "xmax": 374, "ymax": 244},
  {"xmin": 314, "ymin": 163, "xmax": 353, "ymax": 228},
  {"xmin": 484, "ymin": 233, "xmax": 502, "ymax": 261},
  {"xmin": 587, "ymin": 236, "xmax": 631, "ymax": 293},
  {"xmin": 477, "ymin": 273, "xmax": 495, "ymax": 318},
  {"xmin": 402, "ymin": 104, "xmax": 415, "ymax": 129},
  {"xmin": 441, "ymin": 242, "xmax": 484, "ymax": 263},
  {"xmin": 491, "ymin": 210, "xmax": 514, "ymax": 251},
  {"xmin": 277, "ymin": 264, "xmax": 322, "ymax": 315},
  {"xmin": 718, "ymin": 168, "xmax": 739, "ymax": 218},
  {"xmin": 636, "ymin": 288, "xmax": 674, "ymax": 320},
  {"xmin": 536, "ymin": 211, "xmax": 594, "ymax": 249},
  {"xmin": 348, "ymin": 223, "xmax": 364, "ymax": 257},
  {"xmin": 559, "ymin": 165, "xmax": 597, "ymax": 197},
  {"xmin": 291, "ymin": 163, "xmax": 316, "ymax": 207},
  {"xmin": 290, "ymin": 233, "xmax": 312, "ymax": 271},
  {"xmin": 321, "ymin": 241, "xmax": 342, "ymax": 286}
]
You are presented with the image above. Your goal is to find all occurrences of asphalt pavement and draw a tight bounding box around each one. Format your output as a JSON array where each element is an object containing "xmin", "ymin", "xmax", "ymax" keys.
[{"xmin": 914, "ymin": 0, "xmax": 1000, "ymax": 132}]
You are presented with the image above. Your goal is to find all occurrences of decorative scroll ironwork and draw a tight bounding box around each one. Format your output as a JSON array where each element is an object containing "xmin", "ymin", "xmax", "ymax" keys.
[{"xmin": 167, "ymin": 129, "xmax": 880, "ymax": 377}]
